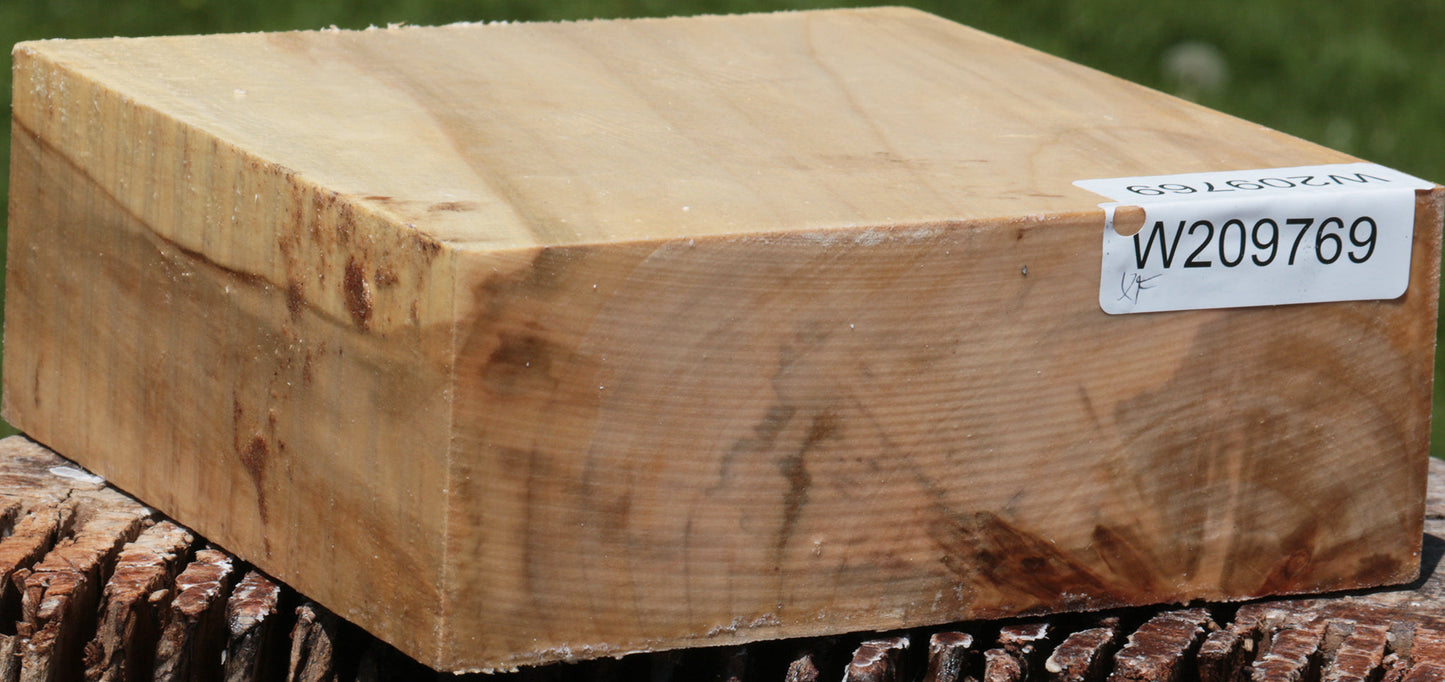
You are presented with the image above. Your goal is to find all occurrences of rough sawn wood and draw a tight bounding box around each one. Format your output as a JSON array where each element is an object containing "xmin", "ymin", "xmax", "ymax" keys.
[
  {"xmin": 4, "ymin": 7, "xmax": 1441, "ymax": 672},
  {"xmin": 3, "ymin": 437, "xmax": 1445, "ymax": 678}
]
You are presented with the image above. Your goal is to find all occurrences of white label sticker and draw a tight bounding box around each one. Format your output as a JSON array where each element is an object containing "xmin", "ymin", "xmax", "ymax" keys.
[{"xmin": 1075, "ymin": 163, "xmax": 1431, "ymax": 314}]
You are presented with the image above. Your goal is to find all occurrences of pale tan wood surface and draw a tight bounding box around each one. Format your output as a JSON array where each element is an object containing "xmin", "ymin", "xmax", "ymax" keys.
[{"xmin": 4, "ymin": 7, "xmax": 1440, "ymax": 672}]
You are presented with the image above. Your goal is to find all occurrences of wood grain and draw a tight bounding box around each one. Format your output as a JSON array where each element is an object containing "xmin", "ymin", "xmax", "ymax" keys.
[
  {"xmin": 84, "ymin": 520, "xmax": 194, "ymax": 681},
  {"xmin": 1109, "ymin": 609, "xmax": 1213, "ymax": 682},
  {"xmin": 1046, "ymin": 623, "xmax": 1121, "ymax": 682},
  {"xmin": 3, "ymin": 7, "xmax": 1440, "ymax": 672},
  {"xmin": 925, "ymin": 632, "xmax": 974, "ymax": 682},
  {"xmin": 286, "ymin": 604, "xmax": 339, "ymax": 682},
  {"xmin": 17, "ymin": 494, "xmax": 152, "ymax": 680},
  {"xmin": 222, "ymin": 570, "xmax": 284, "ymax": 682},
  {"xmin": 4, "ymin": 436, "xmax": 1445, "ymax": 680},
  {"xmin": 153, "ymin": 549, "xmax": 238, "ymax": 680}
]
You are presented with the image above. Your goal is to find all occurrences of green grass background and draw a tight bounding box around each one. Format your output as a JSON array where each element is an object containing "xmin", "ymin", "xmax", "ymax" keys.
[{"xmin": 2, "ymin": 1, "xmax": 1443, "ymax": 450}]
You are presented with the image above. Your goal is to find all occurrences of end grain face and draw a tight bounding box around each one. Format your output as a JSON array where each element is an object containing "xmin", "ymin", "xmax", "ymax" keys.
[{"xmin": 4, "ymin": 7, "xmax": 1440, "ymax": 673}]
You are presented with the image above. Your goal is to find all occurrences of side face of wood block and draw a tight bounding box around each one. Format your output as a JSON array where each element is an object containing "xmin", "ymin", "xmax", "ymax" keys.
[{"xmin": 5, "ymin": 8, "xmax": 1440, "ymax": 672}]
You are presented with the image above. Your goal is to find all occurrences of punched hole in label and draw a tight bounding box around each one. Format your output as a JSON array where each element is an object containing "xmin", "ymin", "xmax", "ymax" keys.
[{"xmin": 1108, "ymin": 205, "xmax": 1147, "ymax": 237}]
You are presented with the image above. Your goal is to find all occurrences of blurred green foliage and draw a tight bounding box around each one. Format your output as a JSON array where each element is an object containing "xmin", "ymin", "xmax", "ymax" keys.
[{"xmin": 1, "ymin": 1, "xmax": 1443, "ymax": 449}]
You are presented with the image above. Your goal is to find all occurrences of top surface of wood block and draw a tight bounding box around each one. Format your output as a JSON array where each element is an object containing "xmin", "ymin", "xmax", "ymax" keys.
[{"xmin": 15, "ymin": 7, "xmax": 1350, "ymax": 251}]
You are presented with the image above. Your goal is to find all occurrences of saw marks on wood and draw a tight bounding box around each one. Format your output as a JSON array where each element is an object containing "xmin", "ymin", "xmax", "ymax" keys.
[
  {"xmin": 5, "ymin": 7, "xmax": 1440, "ymax": 670},
  {"xmin": 3, "ymin": 436, "xmax": 1445, "ymax": 679}
]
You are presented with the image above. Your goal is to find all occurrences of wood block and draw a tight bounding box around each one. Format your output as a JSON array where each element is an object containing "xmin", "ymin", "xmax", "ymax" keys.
[{"xmin": 3, "ymin": 7, "xmax": 1440, "ymax": 673}]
